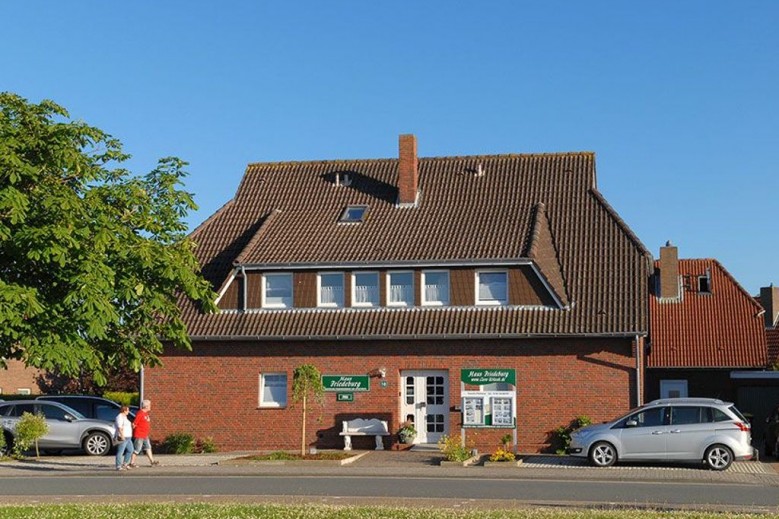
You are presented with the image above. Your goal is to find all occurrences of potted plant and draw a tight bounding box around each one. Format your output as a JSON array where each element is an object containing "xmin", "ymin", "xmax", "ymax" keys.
[{"xmin": 398, "ymin": 421, "xmax": 417, "ymax": 444}]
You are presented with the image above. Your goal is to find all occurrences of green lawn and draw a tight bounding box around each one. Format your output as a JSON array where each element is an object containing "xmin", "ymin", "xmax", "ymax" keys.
[{"xmin": 0, "ymin": 504, "xmax": 773, "ymax": 519}]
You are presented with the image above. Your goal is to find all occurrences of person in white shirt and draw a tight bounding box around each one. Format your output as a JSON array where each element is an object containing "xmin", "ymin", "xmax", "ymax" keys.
[{"xmin": 114, "ymin": 406, "xmax": 134, "ymax": 471}]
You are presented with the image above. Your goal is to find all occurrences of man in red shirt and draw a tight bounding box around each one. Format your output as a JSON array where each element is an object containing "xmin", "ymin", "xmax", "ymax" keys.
[{"xmin": 130, "ymin": 399, "xmax": 159, "ymax": 467}]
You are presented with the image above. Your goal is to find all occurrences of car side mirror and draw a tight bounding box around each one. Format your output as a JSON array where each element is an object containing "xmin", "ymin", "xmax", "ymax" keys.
[
  {"xmin": 64, "ymin": 414, "xmax": 75, "ymax": 422},
  {"xmin": 626, "ymin": 420, "xmax": 638, "ymax": 428}
]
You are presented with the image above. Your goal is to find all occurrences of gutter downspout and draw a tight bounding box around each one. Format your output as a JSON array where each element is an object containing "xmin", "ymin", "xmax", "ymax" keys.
[
  {"xmin": 240, "ymin": 265, "xmax": 247, "ymax": 311},
  {"xmin": 635, "ymin": 334, "xmax": 642, "ymax": 407}
]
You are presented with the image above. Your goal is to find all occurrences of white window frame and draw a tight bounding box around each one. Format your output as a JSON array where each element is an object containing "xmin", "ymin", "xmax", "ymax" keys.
[
  {"xmin": 421, "ymin": 270, "xmax": 450, "ymax": 306},
  {"xmin": 387, "ymin": 270, "xmax": 414, "ymax": 307},
  {"xmin": 351, "ymin": 271, "xmax": 379, "ymax": 307},
  {"xmin": 259, "ymin": 372, "xmax": 288, "ymax": 408},
  {"xmin": 317, "ymin": 272, "xmax": 344, "ymax": 308},
  {"xmin": 475, "ymin": 270, "xmax": 508, "ymax": 306},
  {"xmin": 262, "ymin": 273, "xmax": 293, "ymax": 309},
  {"xmin": 16, "ymin": 388, "xmax": 31, "ymax": 395}
]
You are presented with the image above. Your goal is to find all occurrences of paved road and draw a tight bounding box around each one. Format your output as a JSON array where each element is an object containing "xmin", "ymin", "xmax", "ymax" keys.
[{"xmin": 1, "ymin": 451, "xmax": 778, "ymax": 512}]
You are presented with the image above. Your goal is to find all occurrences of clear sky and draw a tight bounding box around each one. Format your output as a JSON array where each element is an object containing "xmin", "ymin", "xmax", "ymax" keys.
[{"xmin": 3, "ymin": 2, "xmax": 777, "ymax": 294}]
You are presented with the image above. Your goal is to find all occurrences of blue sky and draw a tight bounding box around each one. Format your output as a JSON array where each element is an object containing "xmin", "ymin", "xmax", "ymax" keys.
[{"xmin": 3, "ymin": 2, "xmax": 777, "ymax": 294}]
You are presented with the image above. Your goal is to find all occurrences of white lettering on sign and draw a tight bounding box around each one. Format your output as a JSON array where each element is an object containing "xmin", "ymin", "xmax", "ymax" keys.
[{"xmin": 328, "ymin": 377, "xmax": 362, "ymax": 389}]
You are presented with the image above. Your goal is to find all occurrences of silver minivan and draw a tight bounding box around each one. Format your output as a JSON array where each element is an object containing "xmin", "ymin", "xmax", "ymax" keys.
[{"xmin": 567, "ymin": 398, "xmax": 754, "ymax": 470}]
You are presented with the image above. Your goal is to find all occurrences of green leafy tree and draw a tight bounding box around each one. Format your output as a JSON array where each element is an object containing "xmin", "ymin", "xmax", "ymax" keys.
[
  {"xmin": 291, "ymin": 364, "xmax": 325, "ymax": 456},
  {"xmin": 0, "ymin": 93, "xmax": 217, "ymax": 384},
  {"xmin": 13, "ymin": 412, "xmax": 49, "ymax": 458}
]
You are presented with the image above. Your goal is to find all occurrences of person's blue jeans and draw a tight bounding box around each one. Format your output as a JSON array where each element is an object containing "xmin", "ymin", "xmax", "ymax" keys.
[{"xmin": 115, "ymin": 438, "xmax": 133, "ymax": 468}]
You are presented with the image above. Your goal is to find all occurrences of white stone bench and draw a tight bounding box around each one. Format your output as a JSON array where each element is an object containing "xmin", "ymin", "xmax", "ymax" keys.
[{"xmin": 339, "ymin": 418, "xmax": 390, "ymax": 451}]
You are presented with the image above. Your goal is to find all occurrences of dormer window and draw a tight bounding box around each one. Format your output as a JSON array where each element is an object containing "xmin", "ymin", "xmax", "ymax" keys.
[
  {"xmin": 698, "ymin": 275, "xmax": 711, "ymax": 294},
  {"xmin": 476, "ymin": 270, "xmax": 508, "ymax": 305},
  {"xmin": 421, "ymin": 270, "xmax": 449, "ymax": 306},
  {"xmin": 352, "ymin": 272, "xmax": 379, "ymax": 307},
  {"xmin": 318, "ymin": 272, "xmax": 344, "ymax": 307},
  {"xmin": 339, "ymin": 205, "xmax": 368, "ymax": 223},
  {"xmin": 262, "ymin": 273, "xmax": 293, "ymax": 308}
]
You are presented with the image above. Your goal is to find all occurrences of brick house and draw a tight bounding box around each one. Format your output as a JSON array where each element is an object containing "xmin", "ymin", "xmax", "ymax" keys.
[
  {"xmin": 148, "ymin": 135, "xmax": 651, "ymax": 453},
  {"xmin": 646, "ymin": 243, "xmax": 770, "ymax": 420},
  {"xmin": 0, "ymin": 360, "xmax": 41, "ymax": 396}
]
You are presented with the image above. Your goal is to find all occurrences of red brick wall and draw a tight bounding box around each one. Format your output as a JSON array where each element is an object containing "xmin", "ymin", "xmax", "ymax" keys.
[
  {"xmin": 147, "ymin": 337, "xmax": 636, "ymax": 454},
  {"xmin": 0, "ymin": 360, "xmax": 42, "ymax": 395}
]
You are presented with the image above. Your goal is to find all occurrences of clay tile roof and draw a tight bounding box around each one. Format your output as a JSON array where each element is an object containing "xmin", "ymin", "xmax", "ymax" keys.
[
  {"xmin": 648, "ymin": 259, "xmax": 768, "ymax": 368},
  {"xmin": 182, "ymin": 150, "xmax": 651, "ymax": 339}
]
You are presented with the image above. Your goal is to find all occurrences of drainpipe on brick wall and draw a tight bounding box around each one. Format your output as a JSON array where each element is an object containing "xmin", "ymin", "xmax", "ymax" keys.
[
  {"xmin": 139, "ymin": 366, "xmax": 145, "ymax": 404},
  {"xmin": 635, "ymin": 335, "xmax": 642, "ymax": 407}
]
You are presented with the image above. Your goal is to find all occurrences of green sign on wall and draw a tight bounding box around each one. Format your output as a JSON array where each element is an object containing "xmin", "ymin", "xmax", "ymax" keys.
[
  {"xmin": 322, "ymin": 375, "xmax": 370, "ymax": 392},
  {"xmin": 461, "ymin": 368, "xmax": 516, "ymax": 386},
  {"xmin": 336, "ymin": 393, "xmax": 354, "ymax": 402}
]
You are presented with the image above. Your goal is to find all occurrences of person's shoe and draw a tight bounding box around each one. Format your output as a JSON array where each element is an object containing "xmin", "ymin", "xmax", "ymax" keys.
[
  {"xmin": 128, "ymin": 463, "xmax": 138, "ymax": 468},
  {"xmin": 116, "ymin": 466, "xmax": 125, "ymax": 471},
  {"xmin": 151, "ymin": 461, "xmax": 160, "ymax": 466}
]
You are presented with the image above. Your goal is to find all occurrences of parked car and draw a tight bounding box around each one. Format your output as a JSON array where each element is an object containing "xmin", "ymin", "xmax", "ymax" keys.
[
  {"xmin": 0, "ymin": 400, "xmax": 117, "ymax": 456},
  {"xmin": 36, "ymin": 395, "xmax": 135, "ymax": 422},
  {"xmin": 764, "ymin": 405, "xmax": 779, "ymax": 457},
  {"xmin": 567, "ymin": 397, "xmax": 754, "ymax": 470}
]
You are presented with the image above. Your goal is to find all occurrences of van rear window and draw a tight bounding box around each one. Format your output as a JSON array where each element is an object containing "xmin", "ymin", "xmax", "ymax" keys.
[{"xmin": 727, "ymin": 405, "xmax": 748, "ymax": 422}]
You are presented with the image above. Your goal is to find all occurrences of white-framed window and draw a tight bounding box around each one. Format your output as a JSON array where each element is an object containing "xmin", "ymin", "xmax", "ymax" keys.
[
  {"xmin": 352, "ymin": 272, "xmax": 379, "ymax": 307},
  {"xmin": 318, "ymin": 272, "xmax": 344, "ymax": 307},
  {"xmin": 17, "ymin": 388, "xmax": 31, "ymax": 395},
  {"xmin": 387, "ymin": 271, "xmax": 414, "ymax": 307},
  {"xmin": 259, "ymin": 373, "xmax": 288, "ymax": 408},
  {"xmin": 476, "ymin": 270, "xmax": 508, "ymax": 305},
  {"xmin": 660, "ymin": 379, "xmax": 688, "ymax": 399},
  {"xmin": 421, "ymin": 270, "xmax": 449, "ymax": 306},
  {"xmin": 262, "ymin": 273, "xmax": 293, "ymax": 308}
]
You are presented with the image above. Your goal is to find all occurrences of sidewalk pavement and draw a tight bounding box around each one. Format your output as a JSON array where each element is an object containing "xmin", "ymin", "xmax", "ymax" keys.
[{"xmin": 1, "ymin": 449, "xmax": 777, "ymax": 486}]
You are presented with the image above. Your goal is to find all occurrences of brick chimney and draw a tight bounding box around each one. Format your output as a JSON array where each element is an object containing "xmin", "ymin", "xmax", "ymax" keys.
[
  {"xmin": 397, "ymin": 134, "xmax": 418, "ymax": 206},
  {"xmin": 659, "ymin": 242, "xmax": 679, "ymax": 299},
  {"xmin": 760, "ymin": 285, "xmax": 779, "ymax": 327}
]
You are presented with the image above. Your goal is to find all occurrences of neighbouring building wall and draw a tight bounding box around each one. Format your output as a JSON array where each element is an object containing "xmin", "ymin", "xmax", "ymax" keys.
[
  {"xmin": 148, "ymin": 337, "xmax": 637, "ymax": 454},
  {"xmin": 644, "ymin": 369, "xmax": 734, "ymax": 402},
  {"xmin": 0, "ymin": 360, "xmax": 42, "ymax": 395}
]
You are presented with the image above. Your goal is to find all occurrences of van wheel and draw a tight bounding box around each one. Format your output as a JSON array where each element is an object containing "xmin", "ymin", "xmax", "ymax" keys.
[
  {"xmin": 589, "ymin": 441, "xmax": 617, "ymax": 467},
  {"xmin": 704, "ymin": 444, "xmax": 733, "ymax": 471}
]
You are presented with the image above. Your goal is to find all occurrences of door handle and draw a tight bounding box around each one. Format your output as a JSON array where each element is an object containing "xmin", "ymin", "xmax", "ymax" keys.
[
  {"xmin": 669, "ymin": 429, "xmax": 681, "ymax": 433},
  {"xmin": 651, "ymin": 431, "xmax": 664, "ymax": 435}
]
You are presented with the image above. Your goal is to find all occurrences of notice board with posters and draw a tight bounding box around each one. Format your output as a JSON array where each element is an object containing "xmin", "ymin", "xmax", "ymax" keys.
[{"xmin": 460, "ymin": 368, "xmax": 516, "ymax": 428}]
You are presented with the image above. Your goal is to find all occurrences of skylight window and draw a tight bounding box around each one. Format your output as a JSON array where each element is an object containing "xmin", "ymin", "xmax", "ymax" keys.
[{"xmin": 339, "ymin": 205, "xmax": 368, "ymax": 223}]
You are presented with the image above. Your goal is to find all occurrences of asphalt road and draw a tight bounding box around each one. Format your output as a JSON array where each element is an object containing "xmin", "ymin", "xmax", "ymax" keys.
[
  {"xmin": 3, "ymin": 472, "xmax": 778, "ymax": 512},
  {"xmin": 2, "ymin": 451, "xmax": 778, "ymax": 512}
]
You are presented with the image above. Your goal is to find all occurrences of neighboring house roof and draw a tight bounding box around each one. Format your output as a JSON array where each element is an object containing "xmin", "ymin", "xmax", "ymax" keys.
[
  {"xmin": 183, "ymin": 147, "xmax": 651, "ymax": 339},
  {"xmin": 648, "ymin": 259, "xmax": 767, "ymax": 368},
  {"xmin": 767, "ymin": 328, "xmax": 779, "ymax": 367}
]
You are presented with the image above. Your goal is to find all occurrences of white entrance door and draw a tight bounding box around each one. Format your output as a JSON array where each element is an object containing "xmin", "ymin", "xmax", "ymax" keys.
[
  {"xmin": 401, "ymin": 370, "xmax": 449, "ymax": 444},
  {"xmin": 660, "ymin": 379, "xmax": 688, "ymax": 398}
]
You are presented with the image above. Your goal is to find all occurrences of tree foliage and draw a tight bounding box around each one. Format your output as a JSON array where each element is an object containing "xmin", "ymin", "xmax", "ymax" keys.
[
  {"xmin": 0, "ymin": 93, "xmax": 217, "ymax": 384},
  {"xmin": 291, "ymin": 364, "xmax": 325, "ymax": 456}
]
